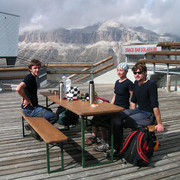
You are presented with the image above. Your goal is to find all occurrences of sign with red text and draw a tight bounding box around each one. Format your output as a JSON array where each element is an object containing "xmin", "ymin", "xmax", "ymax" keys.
[{"xmin": 123, "ymin": 44, "xmax": 161, "ymax": 55}]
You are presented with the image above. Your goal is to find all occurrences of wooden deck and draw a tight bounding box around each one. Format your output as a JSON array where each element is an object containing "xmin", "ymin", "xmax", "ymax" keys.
[{"xmin": 1, "ymin": 84, "xmax": 180, "ymax": 180}]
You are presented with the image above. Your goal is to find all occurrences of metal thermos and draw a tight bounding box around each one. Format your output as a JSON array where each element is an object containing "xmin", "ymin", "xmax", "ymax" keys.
[
  {"xmin": 89, "ymin": 81, "xmax": 94, "ymax": 104},
  {"xmin": 59, "ymin": 82, "xmax": 64, "ymax": 100}
]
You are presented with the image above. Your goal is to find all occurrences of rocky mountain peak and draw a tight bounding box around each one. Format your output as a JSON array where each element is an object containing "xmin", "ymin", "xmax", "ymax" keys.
[
  {"xmin": 19, "ymin": 21, "xmax": 175, "ymax": 44},
  {"xmin": 17, "ymin": 21, "xmax": 179, "ymax": 65},
  {"xmin": 97, "ymin": 21, "xmax": 125, "ymax": 31}
]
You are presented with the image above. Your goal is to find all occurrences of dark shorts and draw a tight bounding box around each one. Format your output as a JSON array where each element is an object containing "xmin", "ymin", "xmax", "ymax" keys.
[
  {"xmin": 123, "ymin": 108, "xmax": 155, "ymax": 127},
  {"xmin": 91, "ymin": 115, "xmax": 111, "ymax": 128}
]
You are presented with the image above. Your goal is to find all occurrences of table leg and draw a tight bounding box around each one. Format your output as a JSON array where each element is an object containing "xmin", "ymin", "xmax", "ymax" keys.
[
  {"xmin": 46, "ymin": 97, "xmax": 48, "ymax": 107},
  {"xmin": 81, "ymin": 116, "xmax": 85, "ymax": 167},
  {"xmin": 45, "ymin": 97, "xmax": 55, "ymax": 107},
  {"xmin": 110, "ymin": 116, "xmax": 114, "ymax": 162}
]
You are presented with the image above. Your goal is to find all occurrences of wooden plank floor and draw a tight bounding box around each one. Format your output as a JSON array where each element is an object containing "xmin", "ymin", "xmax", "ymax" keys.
[{"xmin": 0, "ymin": 84, "xmax": 180, "ymax": 180}]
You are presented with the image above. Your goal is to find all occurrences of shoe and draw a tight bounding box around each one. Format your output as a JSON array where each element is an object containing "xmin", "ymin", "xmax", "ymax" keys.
[
  {"xmin": 113, "ymin": 150, "xmax": 121, "ymax": 157},
  {"xmin": 94, "ymin": 140, "xmax": 109, "ymax": 152},
  {"xmin": 104, "ymin": 149, "xmax": 123, "ymax": 159},
  {"xmin": 38, "ymin": 137, "xmax": 43, "ymax": 142},
  {"xmin": 25, "ymin": 124, "xmax": 31, "ymax": 131},
  {"xmin": 26, "ymin": 124, "xmax": 42, "ymax": 141},
  {"xmin": 85, "ymin": 136, "xmax": 97, "ymax": 145},
  {"xmin": 30, "ymin": 128, "xmax": 41, "ymax": 141}
]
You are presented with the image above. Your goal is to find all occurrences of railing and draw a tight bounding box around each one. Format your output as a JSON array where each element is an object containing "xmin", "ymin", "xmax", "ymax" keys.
[
  {"xmin": 0, "ymin": 56, "xmax": 114, "ymax": 83},
  {"xmin": 138, "ymin": 42, "xmax": 180, "ymax": 92},
  {"xmin": 47, "ymin": 56, "xmax": 113, "ymax": 82},
  {"xmin": 157, "ymin": 42, "xmax": 180, "ymax": 50},
  {"xmin": 138, "ymin": 59, "xmax": 180, "ymax": 75}
]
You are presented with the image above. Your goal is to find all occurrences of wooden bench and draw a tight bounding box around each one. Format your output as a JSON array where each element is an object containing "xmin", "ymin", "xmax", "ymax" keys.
[
  {"xmin": 19, "ymin": 109, "xmax": 68, "ymax": 173},
  {"xmin": 147, "ymin": 124, "xmax": 156, "ymax": 132}
]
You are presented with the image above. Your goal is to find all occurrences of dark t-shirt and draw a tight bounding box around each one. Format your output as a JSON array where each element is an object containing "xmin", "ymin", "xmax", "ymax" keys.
[
  {"xmin": 21, "ymin": 73, "xmax": 38, "ymax": 109},
  {"xmin": 114, "ymin": 79, "xmax": 133, "ymax": 109},
  {"xmin": 131, "ymin": 80, "xmax": 159, "ymax": 113}
]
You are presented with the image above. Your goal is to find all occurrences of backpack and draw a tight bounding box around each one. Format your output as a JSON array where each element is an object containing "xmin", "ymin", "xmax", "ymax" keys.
[
  {"xmin": 120, "ymin": 127, "xmax": 158, "ymax": 167},
  {"xmin": 56, "ymin": 106, "xmax": 79, "ymax": 126}
]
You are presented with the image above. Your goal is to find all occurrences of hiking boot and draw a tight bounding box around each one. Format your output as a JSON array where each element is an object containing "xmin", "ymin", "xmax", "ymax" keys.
[
  {"xmin": 94, "ymin": 140, "xmax": 109, "ymax": 152},
  {"xmin": 25, "ymin": 124, "xmax": 31, "ymax": 131},
  {"xmin": 113, "ymin": 150, "xmax": 121, "ymax": 157},
  {"xmin": 30, "ymin": 128, "xmax": 41, "ymax": 141},
  {"xmin": 25, "ymin": 124, "xmax": 42, "ymax": 141},
  {"xmin": 85, "ymin": 136, "xmax": 97, "ymax": 146},
  {"xmin": 104, "ymin": 149, "xmax": 123, "ymax": 159}
]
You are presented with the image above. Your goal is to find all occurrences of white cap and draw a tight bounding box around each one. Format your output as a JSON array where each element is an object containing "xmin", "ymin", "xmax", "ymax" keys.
[{"xmin": 117, "ymin": 62, "xmax": 129, "ymax": 72}]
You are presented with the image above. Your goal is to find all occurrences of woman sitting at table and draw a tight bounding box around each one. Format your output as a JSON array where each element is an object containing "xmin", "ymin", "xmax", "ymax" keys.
[{"xmin": 85, "ymin": 62, "xmax": 133, "ymax": 154}]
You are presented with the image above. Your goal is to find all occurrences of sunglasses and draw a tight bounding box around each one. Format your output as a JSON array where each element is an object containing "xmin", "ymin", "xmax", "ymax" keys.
[{"xmin": 133, "ymin": 71, "xmax": 143, "ymax": 75}]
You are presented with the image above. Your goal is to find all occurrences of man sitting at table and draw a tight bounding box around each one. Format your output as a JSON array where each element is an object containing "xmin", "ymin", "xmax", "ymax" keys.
[
  {"xmin": 113, "ymin": 63, "xmax": 165, "ymax": 156},
  {"xmin": 16, "ymin": 59, "xmax": 57, "ymax": 140}
]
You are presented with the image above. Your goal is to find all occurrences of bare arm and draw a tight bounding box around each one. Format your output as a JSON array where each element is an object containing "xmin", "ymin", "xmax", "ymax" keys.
[
  {"xmin": 111, "ymin": 94, "xmax": 116, "ymax": 104},
  {"xmin": 16, "ymin": 82, "xmax": 32, "ymax": 107},
  {"xmin": 129, "ymin": 90, "xmax": 135, "ymax": 109},
  {"xmin": 130, "ymin": 102, "xmax": 136, "ymax": 109},
  {"xmin": 129, "ymin": 90, "xmax": 133, "ymax": 97},
  {"xmin": 153, "ymin": 107, "xmax": 165, "ymax": 133}
]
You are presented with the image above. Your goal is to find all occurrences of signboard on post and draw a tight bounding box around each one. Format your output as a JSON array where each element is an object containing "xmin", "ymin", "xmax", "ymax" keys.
[{"xmin": 123, "ymin": 44, "xmax": 161, "ymax": 55}]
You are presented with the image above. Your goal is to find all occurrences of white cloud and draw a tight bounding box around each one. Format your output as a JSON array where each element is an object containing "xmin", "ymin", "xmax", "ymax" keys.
[{"xmin": 0, "ymin": 0, "xmax": 180, "ymax": 36}]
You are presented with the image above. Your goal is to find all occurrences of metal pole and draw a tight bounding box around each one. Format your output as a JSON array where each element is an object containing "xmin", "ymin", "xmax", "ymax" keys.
[
  {"xmin": 81, "ymin": 116, "xmax": 85, "ymax": 168},
  {"xmin": 111, "ymin": 115, "xmax": 114, "ymax": 162},
  {"xmin": 60, "ymin": 143, "xmax": 64, "ymax": 170},
  {"xmin": 90, "ymin": 64, "xmax": 94, "ymax": 81},
  {"xmin": 167, "ymin": 64, "xmax": 170, "ymax": 92},
  {"xmin": 22, "ymin": 116, "xmax": 25, "ymax": 137},
  {"xmin": 153, "ymin": 63, "xmax": 155, "ymax": 74},
  {"xmin": 46, "ymin": 144, "xmax": 50, "ymax": 173}
]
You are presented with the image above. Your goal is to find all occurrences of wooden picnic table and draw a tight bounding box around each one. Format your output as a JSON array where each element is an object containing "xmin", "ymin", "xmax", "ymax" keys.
[{"xmin": 40, "ymin": 91, "xmax": 124, "ymax": 168}]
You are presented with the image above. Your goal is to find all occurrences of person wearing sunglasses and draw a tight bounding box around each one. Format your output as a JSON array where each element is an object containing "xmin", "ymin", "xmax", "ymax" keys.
[{"xmin": 113, "ymin": 62, "xmax": 165, "ymax": 157}]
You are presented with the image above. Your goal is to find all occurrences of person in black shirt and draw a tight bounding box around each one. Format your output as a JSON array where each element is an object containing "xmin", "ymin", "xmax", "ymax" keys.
[
  {"xmin": 86, "ymin": 62, "xmax": 133, "ymax": 152},
  {"xmin": 113, "ymin": 63, "xmax": 165, "ymax": 156},
  {"xmin": 16, "ymin": 59, "xmax": 57, "ymax": 140},
  {"xmin": 112, "ymin": 75, "xmax": 133, "ymax": 109}
]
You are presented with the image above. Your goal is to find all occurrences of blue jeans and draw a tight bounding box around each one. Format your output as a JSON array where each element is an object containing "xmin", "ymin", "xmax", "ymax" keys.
[
  {"xmin": 113, "ymin": 108, "xmax": 155, "ymax": 151},
  {"xmin": 22, "ymin": 106, "xmax": 57, "ymax": 124}
]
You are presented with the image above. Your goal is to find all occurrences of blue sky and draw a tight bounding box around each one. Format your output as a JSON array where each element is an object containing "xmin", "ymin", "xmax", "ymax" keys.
[{"xmin": 0, "ymin": 0, "xmax": 179, "ymax": 36}]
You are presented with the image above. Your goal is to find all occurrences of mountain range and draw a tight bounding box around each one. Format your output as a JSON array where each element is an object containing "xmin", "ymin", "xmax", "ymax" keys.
[{"xmin": 17, "ymin": 21, "xmax": 180, "ymax": 65}]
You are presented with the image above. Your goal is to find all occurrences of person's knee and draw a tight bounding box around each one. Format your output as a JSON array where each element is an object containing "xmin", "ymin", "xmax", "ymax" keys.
[
  {"xmin": 113, "ymin": 117, "xmax": 123, "ymax": 126},
  {"xmin": 122, "ymin": 119, "xmax": 128, "ymax": 128},
  {"xmin": 122, "ymin": 116, "xmax": 138, "ymax": 129},
  {"xmin": 113, "ymin": 112, "xmax": 124, "ymax": 125}
]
